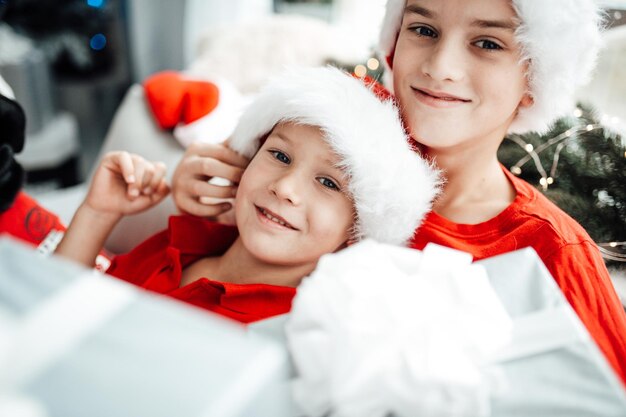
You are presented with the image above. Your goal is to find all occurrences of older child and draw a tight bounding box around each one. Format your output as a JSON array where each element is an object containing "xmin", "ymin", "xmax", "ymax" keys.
[
  {"xmin": 170, "ymin": 0, "xmax": 626, "ymax": 383},
  {"xmin": 55, "ymin": 67, "xmax": 439, "ymax": 323}
]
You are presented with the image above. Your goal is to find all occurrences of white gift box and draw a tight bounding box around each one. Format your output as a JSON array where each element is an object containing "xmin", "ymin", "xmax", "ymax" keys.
[
  {"xmin": 0, "ymin": 238, "xmax": 292, "ymax": 417},
  {"xmin": 250, "ymin": 244, "xmax": 626, "ymax": 417}
]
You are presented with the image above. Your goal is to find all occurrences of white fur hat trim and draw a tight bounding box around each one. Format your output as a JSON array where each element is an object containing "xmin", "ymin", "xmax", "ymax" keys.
[
  {"xmin": 378, "ymin": 0, "xmax": 603, "ymax": 134},
  {"xmin": 229, "ymin": 66, "xmax": 440, "ymax": 245}
]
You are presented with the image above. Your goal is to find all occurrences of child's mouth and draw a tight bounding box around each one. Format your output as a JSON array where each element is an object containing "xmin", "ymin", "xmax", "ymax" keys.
[
  {"xmin": 256, "ymin": 206, "xmax": 298, "ymax": 230},
  {"xmin": 412, "ymin": 87, "xmax": 471, "ymax": 107}
]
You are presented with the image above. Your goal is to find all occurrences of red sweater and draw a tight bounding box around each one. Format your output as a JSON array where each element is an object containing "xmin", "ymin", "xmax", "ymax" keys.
[
  {"xmin": 106, "ymin": 215, "xmax": 296, "ymax": 324},
  {"xmin": 411, "ymin": 166, "xmax": 626, "ymax": 385}
]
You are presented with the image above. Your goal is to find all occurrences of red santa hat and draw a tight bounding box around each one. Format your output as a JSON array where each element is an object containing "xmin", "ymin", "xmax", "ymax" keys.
[
  {"xmin": 378, "ymin": 0, "xmax": 604, "ymax": 134},
  {"xmin": 229, "ymin": 66, "xmax": 440, "ymax": 246}
]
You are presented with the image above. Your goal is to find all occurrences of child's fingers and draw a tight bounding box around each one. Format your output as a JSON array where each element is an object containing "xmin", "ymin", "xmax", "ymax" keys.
[
  {"xmin": 148, "ymin": 180, "xmax": 170, "ymax": 205},
  {"xmin": 156, "ymin": 179, "xmax": 170, "ymax": 197},
  {"xmin": 128, "ymin": 156, "xmax": 146, "ymax": 198},
  {"xmin": 146, "ymin": 162, "xmax": 167, "ymax": 195},
  {"xmin": 117, "ymin": 151, "xmax": 136, "ymax": 184},
  {"xmin": 136, "ymin": 160, "xmax": 155, "ymax": 194},
  {"xmin": 193, "ymin": 180, "xmax": 238, "ymax": 200},
  {"xmin": 196, "ymin": 158, "xmax": 246, "ymax": 185},
  {"xmin": 188, "ymin": 142, "xmax": 250, "ymax": 169}
]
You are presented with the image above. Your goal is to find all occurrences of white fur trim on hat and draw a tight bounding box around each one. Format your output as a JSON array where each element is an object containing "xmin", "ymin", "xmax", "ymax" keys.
[
  {"xmin": 229, "ymin": 66, "xmax": 440, "ymax": 245},
  {"xmin": 378, "ymin": 0, "xmax": 604, "ymax": 134}
]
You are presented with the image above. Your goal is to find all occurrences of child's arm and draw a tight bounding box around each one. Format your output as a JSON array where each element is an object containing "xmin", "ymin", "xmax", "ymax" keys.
[{"xmin": 55, "ymin": 151, "xmax": 169, "ymax": 267}]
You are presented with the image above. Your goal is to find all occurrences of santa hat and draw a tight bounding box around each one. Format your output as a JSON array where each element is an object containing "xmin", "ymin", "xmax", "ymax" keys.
[
  {"xmin": 229, "ymin": 66, "xmax": 440, "ymax": 246},
  {"xmin": 378, "ymin": 0, "xmax": 604, "ymax": 134},
  {"xmin": 143, "ymin": 71, "xmax": 247, "ymax": 147}
]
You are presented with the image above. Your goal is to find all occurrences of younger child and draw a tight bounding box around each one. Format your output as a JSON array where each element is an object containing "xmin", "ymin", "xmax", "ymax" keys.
[{"xmin": 55, "ymin": 67, "xmax": 440, "ymax": 323}]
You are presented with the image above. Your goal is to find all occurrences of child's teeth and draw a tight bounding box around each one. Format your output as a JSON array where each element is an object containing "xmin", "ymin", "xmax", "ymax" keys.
[{"xmin": 263, "ymin": 209, "xmax": 287, "ymax": 226}]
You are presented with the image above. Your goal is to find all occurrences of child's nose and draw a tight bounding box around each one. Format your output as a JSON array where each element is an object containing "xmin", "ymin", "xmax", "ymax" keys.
[
  {"xmin": 421, "ymin": 37, "xmax": 466, "ymax": 82},
  {"xmin": 270, "ymin": 170, "xmax": 302, "ymax": 206}
]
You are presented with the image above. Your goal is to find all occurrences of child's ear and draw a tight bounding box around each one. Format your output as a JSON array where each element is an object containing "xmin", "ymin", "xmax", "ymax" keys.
[
  {"xmin": 519, "ymin": 92, "xmax": 534, "ymax": 108},
  {"xmin": 333, "ymin": 239, "xmax": 353, "ymax": 253}
]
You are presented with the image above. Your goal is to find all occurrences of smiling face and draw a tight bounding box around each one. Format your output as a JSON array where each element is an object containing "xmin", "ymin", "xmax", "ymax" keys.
[
  {"xmin": 392, "ymin": 0, "xmax": 533, "ymax": 154},
  {"xmin": 234, "ymin": 122, "xmax": 354, "ymax": 268}
]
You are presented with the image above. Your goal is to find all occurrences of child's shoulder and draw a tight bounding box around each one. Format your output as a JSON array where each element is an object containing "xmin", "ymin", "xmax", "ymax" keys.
[{"xmin": 507, "ymin": 172, "xmax": 594, "ymax": 247}]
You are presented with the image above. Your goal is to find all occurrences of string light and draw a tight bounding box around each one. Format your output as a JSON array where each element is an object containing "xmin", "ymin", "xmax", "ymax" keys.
[
  {"xmin": 507, "ymin": 123, "xmax": 607, "ymax": 190},
  {"xmin": 366, "ymin": 58, "xmax": 380, "ymax": 71},
  {"xmin": 598, "ymin": 242, "xmax": 626, "ymax": 263},
  {"xmin": 506, "ymin": 109, "xmax": 625, "ymax": 262},
  {"xmin": 354, "ymin": 64, "xmax": 367, "ymax": 78}
]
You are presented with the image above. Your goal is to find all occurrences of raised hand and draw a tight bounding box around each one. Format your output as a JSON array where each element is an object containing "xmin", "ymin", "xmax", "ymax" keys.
[
  {"xmin": 55, "ymin": 151, "xmax": 170, "ymax": 267},
  {"xmin": 85, "ymin": 151, "xmax": 169, "ymax": 218},
  {"xmin": 171, "ymin": 142, "xmax": 249, "ymax": 220}
]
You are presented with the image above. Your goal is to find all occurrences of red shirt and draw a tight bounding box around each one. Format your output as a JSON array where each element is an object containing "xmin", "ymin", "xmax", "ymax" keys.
[
  {"xmin": 411, "ymin": 166, "xmax": 626, "ymax": 385},
  {"xmin": 106, "ymin": 215, "xmax": 296, "ymax": 324}
]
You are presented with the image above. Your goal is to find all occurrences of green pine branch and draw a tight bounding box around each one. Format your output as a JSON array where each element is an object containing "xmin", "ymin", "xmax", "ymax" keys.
[{"xmin": 498, "ymin": 103, "xmax": 626, "ymax": 265}]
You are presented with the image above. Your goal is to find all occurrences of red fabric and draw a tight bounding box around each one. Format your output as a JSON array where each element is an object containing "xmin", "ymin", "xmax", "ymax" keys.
[
  {"xmin": 106, "ymin": 215, "xmax": 296, "ymax": 324},
  {"xmin": 360, "ymin": 75, "xmax": 395, "ymax": 103},
  {"xmin": 411, "ymin": 166, "xmax": 626, "ymax": 386},
  {"xmin": 143, "ymin": 71, "xmax": 220, "ymax": 129},
  {"xmin": 0, "ymin": 191, "xmax": 65, "ymax": 245}
]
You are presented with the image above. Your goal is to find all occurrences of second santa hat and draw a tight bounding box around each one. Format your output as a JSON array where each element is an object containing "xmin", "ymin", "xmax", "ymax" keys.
[{"xmin": 229, "ymin": 66, "xmax": 440, "ymax": 246}]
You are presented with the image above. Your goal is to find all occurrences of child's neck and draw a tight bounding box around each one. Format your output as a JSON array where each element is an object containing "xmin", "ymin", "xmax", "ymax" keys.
[
  {"xmin": 197, "ymin": 237, "xmax": 317, "ymax": 288},
  {"xmin": 427, "ymin": 140, "xmax": 516, "ymax": 225}
]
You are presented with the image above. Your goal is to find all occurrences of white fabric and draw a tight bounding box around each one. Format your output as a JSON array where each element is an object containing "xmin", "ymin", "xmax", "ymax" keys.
[
  {"xmin": 285, "ymin": 241, "xmax": 512, "ymax": 417},
  {"xmin": 229, "ymin": 66, "xmax": 441, "ymax": 245},
  {"xmin": 189, "ymin": 15, "xmax": 369, "ymax": 94}
]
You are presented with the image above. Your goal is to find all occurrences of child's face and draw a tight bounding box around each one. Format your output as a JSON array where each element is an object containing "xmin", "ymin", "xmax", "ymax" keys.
[
  {"xmin": 234, "ymin": 122, "xmax": 354, "ymax": 267},
  {"xmin": 392, "ymin": 0, "xmax": 533, "ymax": 153}
]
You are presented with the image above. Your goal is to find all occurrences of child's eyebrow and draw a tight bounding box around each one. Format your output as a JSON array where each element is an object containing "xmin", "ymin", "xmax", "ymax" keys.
[
  {"xmin": 404, "ymin": 4, "xmax": 434, "ymax": 19},
  {"xmin": 272, "ymin": 132, "xmax": 292, "ymax": 145},
  {"xmin": 404, "ymin": 3, "xmax": 517, "ymax": 32},
  {"xmin": 471, "ymin": 19, "xmax": 518, "ymax": 31}
]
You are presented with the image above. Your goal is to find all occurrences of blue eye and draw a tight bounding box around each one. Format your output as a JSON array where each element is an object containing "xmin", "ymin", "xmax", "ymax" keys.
[
  {"xmin": 270, "ymin": 150, "xmax": 290, "ymax": 164},
  {"xmin": 475, "ymin": 39, "xmax": 502, "ymax": 50},
  {"xmin": 412, "ymin": 25, "xmax": 437, "ymax": 38},
  {"xmin": 318, "ymin": 177, "xmax": 339, "ymax": 191}
]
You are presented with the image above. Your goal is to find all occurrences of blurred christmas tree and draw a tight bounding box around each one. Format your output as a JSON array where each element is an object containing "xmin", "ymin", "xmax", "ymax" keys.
[
  {"xmin": 498, "ymin": 104, "xmax": 626, "ymax": 266},
  {"xmin": 2, "ymin": 0, "xmax": 115, "ymax": 78}
]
